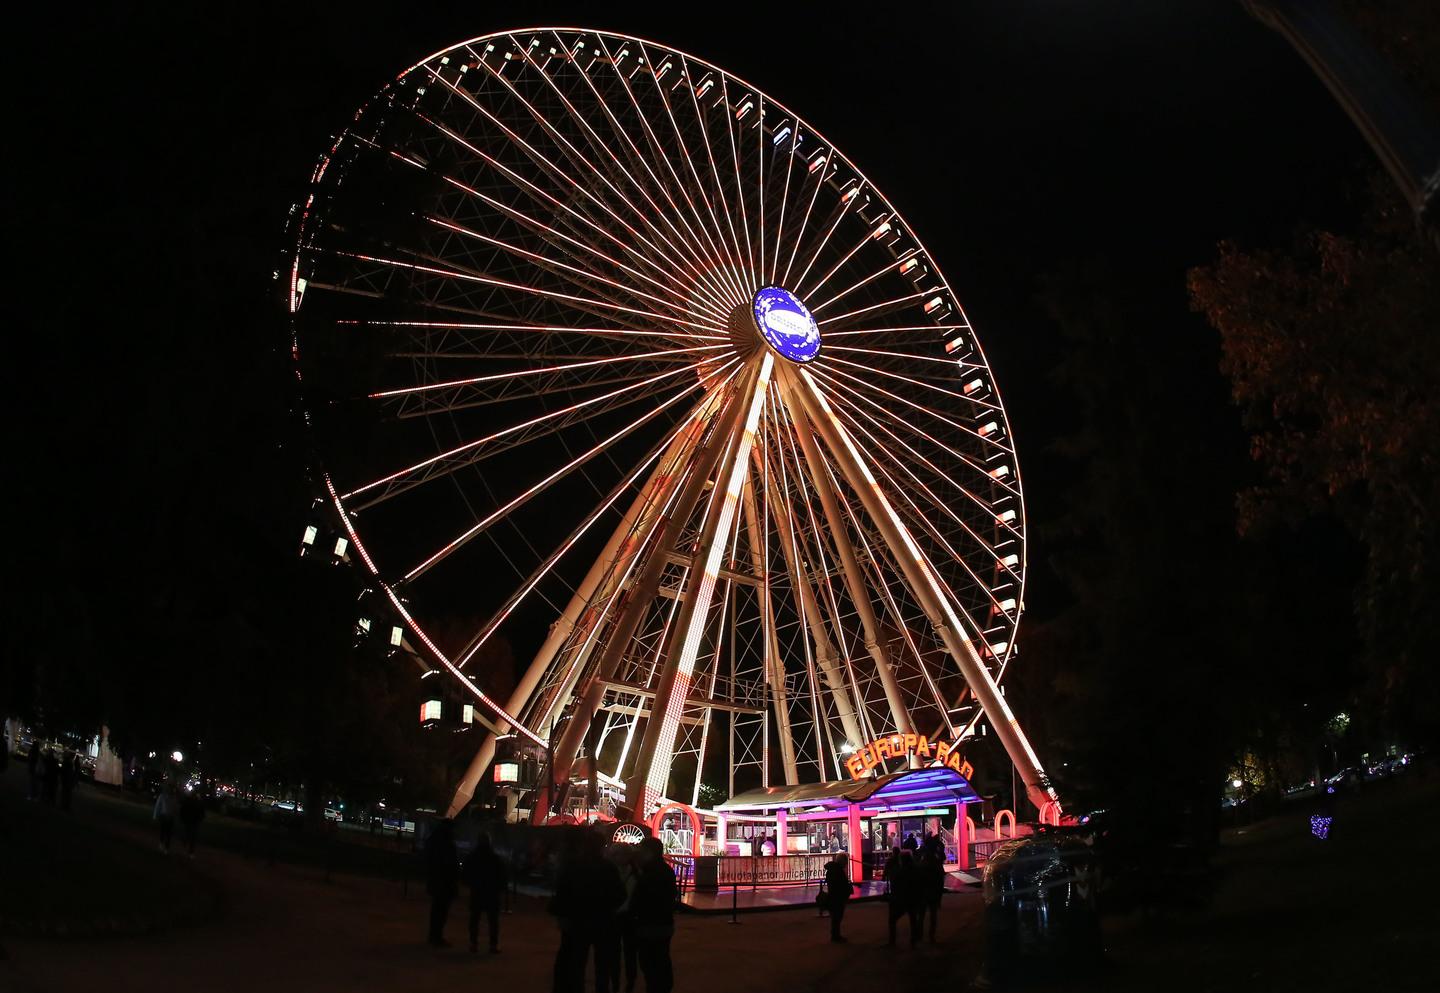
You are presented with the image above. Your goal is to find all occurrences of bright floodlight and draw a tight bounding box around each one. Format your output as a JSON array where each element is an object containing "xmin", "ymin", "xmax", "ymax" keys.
[
  {"xmin": 285, "ymin": 27, "xmax": 1055, "ymax": 824},
  {"xmin": 171, "ymin": 750, "xmax": 184, "ymax": 763}
]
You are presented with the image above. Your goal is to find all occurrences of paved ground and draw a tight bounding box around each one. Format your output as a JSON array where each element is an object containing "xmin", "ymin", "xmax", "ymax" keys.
[{"xmin": 3, "ymin": 763, "xmax": 1438, "ymax": 992}]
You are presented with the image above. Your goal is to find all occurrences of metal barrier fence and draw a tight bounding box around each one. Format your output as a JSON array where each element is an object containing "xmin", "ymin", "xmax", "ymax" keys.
[{"xmin": 663, "ymin": 852, "xmax": 840, "ymax": 888}]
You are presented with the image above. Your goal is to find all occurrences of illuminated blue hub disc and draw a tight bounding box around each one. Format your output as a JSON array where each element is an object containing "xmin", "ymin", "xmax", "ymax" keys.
[{"xmin": 752, "ymin": 286, "xmax": 821, "ymax": 363}]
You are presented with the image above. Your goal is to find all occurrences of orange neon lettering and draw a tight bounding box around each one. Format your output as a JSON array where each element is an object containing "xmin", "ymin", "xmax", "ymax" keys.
[
  {"xmin": 845, "ymin": 753, "xmax": 865, "ymax": 779},
  {"xmin": 902, "ymin": 733, "xmax": 918, "ymax": 755}
]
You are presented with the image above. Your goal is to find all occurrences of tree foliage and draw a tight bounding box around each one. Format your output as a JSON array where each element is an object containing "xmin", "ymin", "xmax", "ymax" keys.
[{"xmin": 1188, "ymin": 183, "xmax": 1440, "ymax": 743}]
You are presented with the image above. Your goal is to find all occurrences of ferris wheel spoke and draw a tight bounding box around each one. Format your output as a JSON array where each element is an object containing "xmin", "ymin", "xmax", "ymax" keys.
[
  {"xmin": 825, "ymin": 343, "xmax": 983, "ymax": 372},
  {"xmin": 357, "ymin": 136, "xmax": 730, "ymax": 328},
  {"xmin": 404, "ymin": 358, "xmax": 743, "ymax": 582},
  {"xmin": 424, "ymin": 58, "xmax": 721, "ymax": 301},
  {"xmin": 788, "ymin": 186, "xmax": 865, "ymax": 298},
  {"xmin": 422, "ymin": 210, "xmax": 729, "ymax": 331},
  {"xmin": 369, "ymin": 343, "xmax": 725, "ymax": 400},
  {"xmin": 814, "ymin": 288, "xmax": 930, "ymax": 330},
  {"xmin": 536, "ymin": 35, "xmax": 735, "ymax": 308},
  {"xmin": 448, "ymin": 403, "xmax": 707, "ymax": 673},
  {"xmin": 846, "ymin": 516, "xmax": 960, "ymax": 736},
  {"xmin": 331, "ymin": 248, "xmax": 726, "ymax": 336},
  {"xmin": 423, "ymin": 216, "xmax": 716, "ymax": 334},
  {"xmin": 766, "ymin": 118, "xmax": 801, "ymax": 287},
  {"xmin": 822, "ymin": 324, "xmax": 968, "ymax": 340},
  {"xmin": 341, "ymin": 319, "xmax": 722, "ymax": 345},
  {"xmin": 635, "ymin": 42, "xmax": 754, "ymax": 296},
  {"xmin": 794, "ymin": 211, "xmax": 891, "ymax": 303},
  {"xmin": 594, "ymin": 36, "xmax": 748, "ymax": 305},
  {"xmin": 818, "ymin": 387, "xmax": 1025, "ymax": 591},
  {"xmin": 343, "ymin": 363, "xmax": 709, "ymax": 509},
  {"xmin": 462, "ymin": 47, "xmax": 736, "ymax": 315},
  {"xmin": 809, "ymin": 250, "xmax": 919, "ymax": 316},
  {"xmin": 778, "ymin": 140, "xmax": 830, "ymax": 290},
  {"xmin": 817, "ymin": 352, "xmax": 1007, "ymax": 422},
  {"xmin": 520, "ymin": 34, "xmax": 740, "ymax": 312},
  {"xmin": 718, "ymin": 77, "xmax": 759, "ymax": 280},
  {"xmin": 811, "ymin": 368, "xmax": 1025, "ymax": 530},
  {"xmin": 407, "ymin": 107, "xmax": 726, "ymax": 317},
  {"xmin": 680, "ymin": 55, "xmax": 756, "ymax": 289}
]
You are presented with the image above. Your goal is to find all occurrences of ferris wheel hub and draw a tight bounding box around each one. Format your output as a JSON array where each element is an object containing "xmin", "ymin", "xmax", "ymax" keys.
[{"xmin": 751, "ymin": 286, "xmax": 821, "ymax": 363}]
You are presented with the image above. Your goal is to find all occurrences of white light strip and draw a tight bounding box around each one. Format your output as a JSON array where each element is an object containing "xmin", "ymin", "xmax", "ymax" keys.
[{"xmin": 641, "ymin": 353, "xmax": 775, "ymax": 811}]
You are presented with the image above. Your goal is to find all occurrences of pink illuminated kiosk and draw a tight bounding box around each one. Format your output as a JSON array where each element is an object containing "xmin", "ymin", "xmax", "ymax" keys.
[{"xmin": 284, "ymin": 28, "xmax": 1060, "ymax": 883}]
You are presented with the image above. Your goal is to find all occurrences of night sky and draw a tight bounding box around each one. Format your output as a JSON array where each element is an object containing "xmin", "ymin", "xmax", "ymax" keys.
[{"xmin": 13, "ymin": 2, "xmax": 1372, "ymax": 716}]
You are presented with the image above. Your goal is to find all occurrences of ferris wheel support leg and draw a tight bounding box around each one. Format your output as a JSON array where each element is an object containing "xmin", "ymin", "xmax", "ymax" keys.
[
  {"xmin": 782, "ymin": 366, "xmax": 1059, "ymax": 817},
  {"xmin": 545, "ymin": 365, "xmax": 766, "ymax": 816},
  {"xmin": 443, "ymin": 404, "xmax": 711, "ymax": 819},
  {"xmin": 740, "ymin": 476, "xmax": 799, "ymax": 785},
  {"xmin": 625, "ymin": 355, "xmax": 775, "ymax": 818},
  {"xmin": 763, "ymin": 447, "xmax": 866, "ymax": 753},
  {"xmin": 789, "ymin": 408, "xmax": 914, "ymax": 740}
]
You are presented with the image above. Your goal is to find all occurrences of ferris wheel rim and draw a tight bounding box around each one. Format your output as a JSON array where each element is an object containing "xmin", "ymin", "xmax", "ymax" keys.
[{"xmin": 287, "ymin": 25, "xmax": 1034, "ymax": 773}]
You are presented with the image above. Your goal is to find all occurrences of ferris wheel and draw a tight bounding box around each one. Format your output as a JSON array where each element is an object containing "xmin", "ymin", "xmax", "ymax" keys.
[{"xmin": 284, "ymin": 28, "xmax": 1058, "ymax": 822}]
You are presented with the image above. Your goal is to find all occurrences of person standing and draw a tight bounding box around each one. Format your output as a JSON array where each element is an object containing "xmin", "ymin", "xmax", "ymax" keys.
[
  {"xmin": 26, "ymin": 739, "xmax": 41, "ymax": 800},
  {"xmin": 463, "ymin": 833, "xmax": 507, "ymax": 954},
  {"xmin": 59, "ymin": 750, "xmax": 78, "ymax": 811},
  {"xmin": 550, "ymin": 831, "xmax": 626, "ymax": 993},
  {"xmin": 154, "ymin": 784, "xmax": 179, "ymax": 854},
  {"xmin": 885, "ymin": 848, "xmax": 920, "ymax": 945},
  {"xmin": 179, "ymin": 788, "xmax": 206, "ymax": 857},
  {"xmin": 631, "ymin": 838, "xmax": 677, "ymax": 993},
  {"xmin": 424, "ymin": 819, "xmax": 460, "ymax": 947},
  {"xmin": 917, "ymin": 848, "xmax": 946, "ymax": 943},
  {"xmin": 822, "ymin": 852, "xmax": 854, "ymax": 943},
  {"xmin": 605, "ymin": 843, "xmax": 640, "ymax": 993}
]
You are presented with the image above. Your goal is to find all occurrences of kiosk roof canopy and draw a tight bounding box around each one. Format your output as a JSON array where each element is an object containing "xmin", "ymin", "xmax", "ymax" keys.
[{"xmin": 717, "ymin": 767, "xmax": 980, "ymax": 814}]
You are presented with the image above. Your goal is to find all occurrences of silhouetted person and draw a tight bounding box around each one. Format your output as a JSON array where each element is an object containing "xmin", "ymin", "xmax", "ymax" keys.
[
  {"xmin": 425, "ymin": 819, "xmax": 460, "ymax": 947},
  {"xmin": 902, "ymin": 831, "xmax": 918, "ymax": 852},
  {"xmin": 40, "ymin": 747, "xmax": 60, "ymax": 804},
  {"xmin": 550, "ymin": 831, "xmax": 626, "ymax": 993},
  {"xmin": 823, "ymin": 853, "xmax": 854, "ymax": 943},
  {"xmin": 884, "ymin": 848, "xmax": 913, "ymax": 945},
  {"xmin": 154, "ymin": 784, "xmax": 179, "ymax": 854},
  {"xmin": 917, "ymin": 848, "xmax": 946, "ymax": 942},
  {"xmin": 605, "ymin": 843, "xmax": 640, "ymax": 993},
  {"xmin": 631, "ymin": 838, "xmax": 677, "ymax": 993},
  {"xmin": 59, "ymin": 751, "xmax": 78, "ymax": 811},
  {"xmin": 26, "ymin": 741, "xmax": 41, "ymax": 800},
  {"xmin": 179, "ymin": 789, "xmax": 206, "ymax": 856},
  {"xmin": 464, "ymin": 832, "xmax": 507, "ymax": 954}
]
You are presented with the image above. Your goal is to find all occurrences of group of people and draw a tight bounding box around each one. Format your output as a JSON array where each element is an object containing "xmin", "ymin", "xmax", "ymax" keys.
[
  {"xmin": 423, "ymin": 820, "xmax": 509, "ymax": 954},
  {"xmin": 550, "ymin": 832, "xmax": 677, "ymax": 993},
  {"xmin": 882, "ymin": 838, "xmax": 947, "ymax": 945},
  {"xmin": 422, "ymin": 823, "xmax": 678, "ymax": 993},
  {"xmin": 152, "ymin": 782, "xmax": 207, "ymax": 856},
  {"xmin": 818, "ymin": 831, "xmax": 949, "ymax": 945},
  {"xmin": 25, "ymin": 742, "xmax": 81, "ymax": 810}
]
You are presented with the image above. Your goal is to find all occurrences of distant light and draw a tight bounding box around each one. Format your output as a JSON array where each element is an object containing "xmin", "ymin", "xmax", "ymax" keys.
[
  {"xmin": 390, "ymin": 625, "xmax": 403, "ymax": 647},
  {"xmin": 420, "ymin": 700, "xmax": 442, "ymax": 723},
  {"xmin": 839, "ymin": 743, "xmax": 855, "ymax": 755},
  {"xmin": 334, "ymin": 537, "xmax": 348, "ymax": 557},
  {"xmin": 171, "ymin": 750, "xmax": 184, "ymax": 763},
  {"xmin": 1232, "ymin": 779, "xmax": 1243, "ymax": 789},
  {"xmin": 301, "ymin": 525, "xmax": 317, "ymax": 546},
  {"xmin": 462, "ymin": 704, "xmax": 474, "ymax": 725}
]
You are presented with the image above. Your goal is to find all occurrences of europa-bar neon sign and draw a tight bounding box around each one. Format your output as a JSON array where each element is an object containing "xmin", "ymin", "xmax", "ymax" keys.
[{"xmin": 844, "ymin": 733, "xmax": 975, "ymax": 781}]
